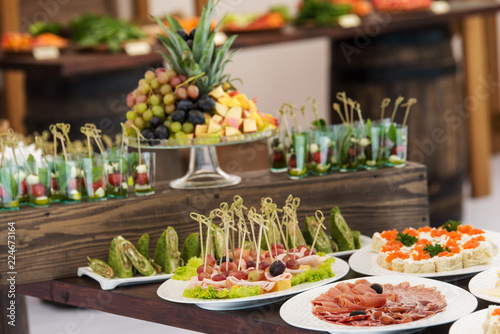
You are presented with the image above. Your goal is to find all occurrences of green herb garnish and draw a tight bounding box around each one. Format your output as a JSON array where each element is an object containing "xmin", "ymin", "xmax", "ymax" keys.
[
  {"xmin": 441, "ymin": 220, "xmax": 461, "ymax": 232},
  {"xmin": 423, "ymin": 244, "xmax": 451, "ymax": 258},
  {"xmin": 396, "ymin": 233, "xmax": 418, "ymax": 247},
  {"xmin": 291, "ymin": 257, "xmax": 335, "ymax": 286}
]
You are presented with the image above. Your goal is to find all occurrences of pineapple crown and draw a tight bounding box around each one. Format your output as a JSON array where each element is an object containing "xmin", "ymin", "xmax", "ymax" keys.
[{"xmin": 154, "ymin": 0, "xmax": 238, "ymax": 95}]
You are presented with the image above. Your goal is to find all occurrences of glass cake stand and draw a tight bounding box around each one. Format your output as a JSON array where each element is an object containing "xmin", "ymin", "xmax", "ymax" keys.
[{"xmin": 125, "ymin": 128, "xmax": 279, "ymax": 190}]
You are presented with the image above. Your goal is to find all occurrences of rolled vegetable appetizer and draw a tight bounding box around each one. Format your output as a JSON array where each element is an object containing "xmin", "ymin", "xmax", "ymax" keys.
[
  {"xmin": 303, "ymin": 216, "xmax": 333, "ymax": 253},
  {"xmin": 121, "ymin": 238, "xmax": 156, "ymax": 276},
  {"xmin": 212, "ymin": 223, "xmax": 226, "ymax": 260},
  {"xmin": 87, "ymin": 257, "xmax": 114, "ymax": 279},
  {"xmin": 329, "ymin": 206, "xmax": 355, "ymax": 251},
  {"xmin": 286, "ymin": 220, "xmax": 307, "ymax": 249},
  {"xmin": 261, "ymin": 220, "xmax": 281, "ymax": 251},
  {"xmin": 154, "ymin": 226, "xmax": 180, "ymax": 274},
  {"xmin": 180, "ymin": 232, "xmax": 201, "ymax": 265},
  {"xmin": 136, "ymin": 233, "xmax": 150, "ymax": 259},
  {"xmin": 108, "ymin": 236, "xmax": 134, "ymax": 278}
]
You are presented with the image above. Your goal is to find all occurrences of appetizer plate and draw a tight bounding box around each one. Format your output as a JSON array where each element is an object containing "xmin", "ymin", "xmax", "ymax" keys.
[
  {"xmin": 349, "ymin": 230, "xmax": 500, "ymax": 279},
  {"xmin": 327, "ymin": 235, "xmax": 372, "ymax": 258},
  {"xmin": 280, "ymin": 275, "xmax": 477, "ymax": 334},
  {"xmin": 448, "ymin": 308, "xmax": 487, "ymax": 334},
  {"xmin": 77, "ymin": 266, "xmax": 173, "ymax": 290},
  {"xmin": 469, "ymin": 267, "xmax": 500, "ymax": 303},
  {"xmin": 157, "ymin": 257, "xmax": 349, "ymax": 311}
]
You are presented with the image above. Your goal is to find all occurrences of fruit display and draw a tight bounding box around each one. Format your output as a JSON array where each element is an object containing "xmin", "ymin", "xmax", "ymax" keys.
[
  {"xmin": 221, "ymin": 5, "xmax": 291, "ymax": 32},
  {"xmin": 123, "ymin": 0, "xmax": 278, "ymax": 146},
  {"xmin": 1, "ymin": 32, "xmax": 68, "ymax": 52},
  {"xmin": 296, "ymin": 0, "xmax": 373, "ymax": 26}
]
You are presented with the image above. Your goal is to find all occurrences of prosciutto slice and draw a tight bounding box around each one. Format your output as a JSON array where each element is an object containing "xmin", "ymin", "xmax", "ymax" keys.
[{"xmin": 311, "ymin": 280, "xmax": 447, "ymax": 327}]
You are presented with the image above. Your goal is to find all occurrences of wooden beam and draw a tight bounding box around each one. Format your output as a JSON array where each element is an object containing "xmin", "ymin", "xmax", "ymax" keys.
[
  {"xmin": 134, "ymin": 0, "xmax": 150, "ymax": 23},
  {"xmin": 462, "ymin": 15, "xmax": 493, "ymax": 197},
  {"xmin": 195, "ymin": 0, "xmax": 208, "ymax": 16},
  {"xmin": 0, "ymin": 0, "xmax": 26, "ymax": 134}
]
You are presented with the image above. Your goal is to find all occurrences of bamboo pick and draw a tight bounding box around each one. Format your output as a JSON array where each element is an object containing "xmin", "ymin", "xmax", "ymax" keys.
[
  {"xmin": 119, "ymin": 123, "xmax": 127, "ymax": 156},
  {"xmin": 35, "ymin": 136, "xmax": 48, "ymax": 163},
  {"xmin": 247, "ymin": 207, "xmax": 258, "ymax": 260},
  {"xmin": 49, "ymin": 125, "xmax": 58, "ymax": 156},
  {"xmin": 287, "ymin": 104, "xmax": 299, "ymax": 131},
  {"xmin": 402, "ymin": 98, "xmax": 417, "ymax": 129},
  {"xmin": 347, "ymin": 98, "xmax": 355, "ymax": 127},
  {"xmin": 190, "ymin": 212, "xmax": 205, "ymax": 268},
  {"xmin": 262, "ymin": 221, "xmax": 274, "ymax": 262},
  {"xmin": 80, "ymin": 127, "xmax": 93, "ymax": 169},
  {"xmin": 380, "ymin": 98, "xmax": 391, "ymax": 122},
  {"xmin": 336, "ymin": 92, "xmax": 349, "ymax": 124},
  {"xmin": 355, "ymin": 102, "xmax": 366, "ymax": 136},
  {"xmin": 130, "ymin": 124, "xmax": 146, "ymax": 165},
  {"xmin": 333, "ymin": 103, "xmax": 347, "ymax": 125},
  {"xmin": 390, "ymin": 96, "xmax": 405, "ymax": 123},
  {"xmin": 310, "ymin": 210, "xmax": 326, "ymax": 253},
  {"xmin": 279, "ymin": 105, "xmax": 292, "ymax": 142},
  {"xmin": 56, "ymin": 123, "xmax": 76, "ymax": 156},
  {"xmin": 55, "ymin": 132, "xmax": 68, "ymax": 163},
  {"xmin": 202, "ymin": 217, "xmax": 213, "ymax": 273},
  {"xmin": 237, "ymin": 229, "xmax": 247, "ymax": 271}
]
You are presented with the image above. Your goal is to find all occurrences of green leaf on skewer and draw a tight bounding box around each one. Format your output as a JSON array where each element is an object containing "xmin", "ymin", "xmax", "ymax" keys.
[
  {"xmin": 27, "ymin": 154, "xmax": 36, "ymax": 175},
  {"xmin": 56, "ymin": 162, "xmax": 71, "ymax": 192},
  {"xmin": 91, "ymin": 167, "xmax": 103, "ymax": 183},
  {"xmin": 0, "ymin": 169, "xmax": 17, "ymax": 199},
  {"xmin": 312, "ymin": 119, "xmax": 328, "ymax": 132},
  {"xmin": 38, "ymin": 167, "xmax": 49, "ymax": 187}
]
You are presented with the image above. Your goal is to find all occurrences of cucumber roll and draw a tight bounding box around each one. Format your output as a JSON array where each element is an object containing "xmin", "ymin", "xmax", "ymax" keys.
[
  {"xmin": 352, "ymin": 230, "xmax": 361, "ymax": 249},
  {"xmin": 286, "ymin": 220, "xmax": 307, "ymax": 249},
  {"xmin": 136, "ymin": 233, "xmax": 150, "ymax": 259},
  {"xmin": 329, "ymin": 207, "xmax": 355, "ymax": 251},
  {"xmin": 260, "ymin": 220, "xmax": 282, "ymax": 251},
  {"xmin": 180, "ymin": 232, "xmax": 201, "ymax": 265},
  {"xmin": 212, "ymin": 223, "xmax": 226, "ymax": 260},
  {"xmin": 108, "ymin": 236, "xmax": 134, "ymax": 278},
  {"xmin": 303, "ymin": 216, "xmax": 333, "ymax": 253},
  {"xmin": 154, "ymin": 227, "xmax": 180, "ymax": 274}
]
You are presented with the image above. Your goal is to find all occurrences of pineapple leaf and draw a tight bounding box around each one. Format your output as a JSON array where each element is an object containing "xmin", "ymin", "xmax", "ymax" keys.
[
  {"xmin": 198, "ymin": 19, "xmax": 225, "ymax": 73},
  {"xmin": 165, "ymin": 15, "xmax": 184, "ymax": 34},
  {"xmin": 192, "ymin": 0, "xmax": 216, "ymax": 62},
  {"xmin": 157, "ymin": 35, "xmax": 185, "ymax": 73},
  {"xmin": 180, "ymin": 51, "xmax": 203, "ymax": 78},
  {"xmin": 157, "ymin": 50, "xmax": 183, "ymax": 74},
  {"xmin": 209, "ymin": 34, "xmax": 238, "ymax": 79},
  {"xmin": 214, "ymin": 49, "xmax": 238, "ymax": 80},
  {"xmin": 153, "ymin": 16, "xmax": 190, "ymax": 59}
]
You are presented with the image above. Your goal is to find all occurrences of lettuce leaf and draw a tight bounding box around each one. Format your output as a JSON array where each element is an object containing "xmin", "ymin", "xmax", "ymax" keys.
[
  {"xmin": 183, "ymin": 285, "xmax": 262, "ymax": 299},
  {"xmin": 172, "ymin": 257, "xmax": 202, "ymax": 280},
  {"xmin": 291, "ymin": 257, "xmax": 335, "ymax": 286}
]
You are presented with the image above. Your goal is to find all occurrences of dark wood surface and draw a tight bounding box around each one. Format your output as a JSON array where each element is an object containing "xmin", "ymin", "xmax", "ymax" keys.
[
  {"xmin": 0, "ymin": 163, "xmax": 429, "ymax": 284},
  {"xmin": 1, "ymin": 1, "xmax": 500, "ymax": 78},
  {"xmin": 14, "ymin": 267, "xmax": 488, "ymax": 334}
]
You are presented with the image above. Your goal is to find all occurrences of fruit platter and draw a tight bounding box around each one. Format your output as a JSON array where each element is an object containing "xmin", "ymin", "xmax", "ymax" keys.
[{"xmin": 123, "ymin": 0, "xmax": 279, "ymax": 189}]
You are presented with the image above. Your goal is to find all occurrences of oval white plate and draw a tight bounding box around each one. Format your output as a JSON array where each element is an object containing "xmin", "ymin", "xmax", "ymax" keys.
[
  {"xmin": 469, "ymin": 267, "xmax": 500, "ymax": 303},
  {"xmin": 448, "ymin": 308, "xmax": 487, "ymax": 334},
  {"xmin": 156, "ymin": 257, "xmax": 349, "ymax": 311},
  {"xmin": 77, "ymin": 266, "xmax": 173, "ymax": 290},
  {"xmin": 349, "ymin": 230, "xmax": 500, "ymax": 278},
  {"xmin": 280, "ymin": 275, "xmax": 477, "ymax": 334},
  {"xmin": 327, "ymin": 235, "xmax": 372, "ymax": 258}
]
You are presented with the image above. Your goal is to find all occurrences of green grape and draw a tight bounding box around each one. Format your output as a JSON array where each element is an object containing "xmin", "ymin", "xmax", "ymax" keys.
[
  {"xmin": 136, "ymin": 102, "xmax": 148, "ymax": 114},
  {"xmin": 150, "ymin": 78, "xmax": 160, "ymax": 90},
  {"xmin": 166, "ymin": 69, "xmax": 177, "ymax": 80},
  {"xmin": 163, "ymin": 119, "xmax": 172, "ymax": 129},
  {"xmin": 160, "ymin": 84, "xmax": 172, "ymax": 95},
  {"xmin": 182, "ymin": 122, "xmax": 194, "ymax": 134},
  {"xmin": 143, "ymin": 109, "xmax": 153, "ymax": 122},
  {"xmin": 174, "ymin": 131, "xmax": 187, "ymax": 140},
  {"xmin": 126, "ymin": 111, "xmax": 137, "ymax": 120},
  {"xmin": 165, "ymin": 104, "xmax": 175, "ymax": 115},
  {"xmin": 138, "ymin": 83, "xmax": 151, "ymax": 95},
  {"xmin": 163, "ymin": 93, "xmax": 175, "ymax": 105},
  {"xmin": 144, "ymin": 70, "xmax": 155, "ymax": 83},
  {"xmin": 152, "ymin": 105, "xmax": 164, "ymax": 119},
  {"xmin": 134, "ymin": 117, "xmax": 146, "ymax": 130},
  {"xmin": 149, "ymin": 94, "xmax": 161, "ymax": 106},
  {"xmin": 170, "ymin": 121, "xmax": 182, "ymax": 133}
]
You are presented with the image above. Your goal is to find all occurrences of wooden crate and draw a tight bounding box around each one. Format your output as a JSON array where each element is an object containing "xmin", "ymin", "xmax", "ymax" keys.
[{"xmin": 0, "ymin": 163, "xmax": 429, "ymax": 284}]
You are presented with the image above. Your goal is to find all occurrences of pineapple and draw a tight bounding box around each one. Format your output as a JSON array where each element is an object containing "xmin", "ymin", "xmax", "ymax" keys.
[{"xmin": 154, "ymin": 0, "xmax": 238, "ymax": 95}]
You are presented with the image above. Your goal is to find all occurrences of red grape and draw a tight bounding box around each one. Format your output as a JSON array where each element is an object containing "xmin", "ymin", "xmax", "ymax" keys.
[
  {"xmin": 187, "ymin": 85, "xmax": 199, "ymax": 100},
  {"xmin": 176, "ymin": 87, "xmax": 188, "ymax": 100}
]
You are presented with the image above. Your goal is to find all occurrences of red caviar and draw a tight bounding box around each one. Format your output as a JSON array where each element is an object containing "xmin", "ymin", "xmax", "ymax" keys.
[
  {"xmin": 386, "ymin": 251, "xmax": 410, "ymax": 262},
  {"xmin": 403, "ymin": 228, "xmax": 418, "ymax": 237},
  {"xmin": 381, "ymin": 229, "xmax": 398, "ymax": 241},
  {"xmin": 381, "ymin": 240, "xmax": 404, "ymax": 252},
  {"xmin": 462, "ymin": 236, "xmax": 485, "ymax": 249}
]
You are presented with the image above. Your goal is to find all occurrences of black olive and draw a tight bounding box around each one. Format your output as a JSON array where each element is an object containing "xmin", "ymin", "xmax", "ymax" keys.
[
  {"xmin": 349, "ymin": 310, "xmax": 366, "ymax": 316},
  {"xmin": 370, "ymin": 283, "xmax": 383, "ymax": 294}
]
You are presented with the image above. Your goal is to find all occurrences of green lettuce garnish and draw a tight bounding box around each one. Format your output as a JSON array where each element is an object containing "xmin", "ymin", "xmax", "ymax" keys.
[
  {"xmin": 291, "ymin": 257, "xmax": 335, "ymax": 286},
  {"xmin": 172, "ymin": 257, "xmax": 202, "ymax": 280},
  {"xmin": 183, "ymin": 285, "xmax": 261, "ymax": 299}
]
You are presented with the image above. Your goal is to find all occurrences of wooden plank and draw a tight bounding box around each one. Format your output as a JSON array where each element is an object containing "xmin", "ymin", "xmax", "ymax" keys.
[
  {"xmin": 462, "ymin": 15, "xmax": 492, "ymax": 197},
  {"xmin": 0, "ymin": 163, "xmax": 429, "ymax": 284}
]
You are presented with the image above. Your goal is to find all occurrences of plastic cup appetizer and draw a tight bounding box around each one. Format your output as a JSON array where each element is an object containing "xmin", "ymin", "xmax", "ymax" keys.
[
  {"xmin": 285, "ymin": 129, "xmax": 308, "ymax": 180},
  {"xmin": 337, "ymin": 124, "xmax": 358, "ymax": 172},
  {"xmin": 308, "ymin": 129, "xmax": 334, "ymax": 176},
  {"xmin": 106, "ymin": 149, "xmax": 129, "ymax": 199},
  {"xmin": 383, "ymin": 123, "xmax": 408, "ymax": 168},
  {"xmin": 131, "ymin": 152, "xmax": 155, "ymax": 196},
  {"xmin": 45, "ymin": 156, "xmax": 61, "ymax": 202},
  {"xmin": 269, "ymin": 135, "xmax": 287, "ymax": 173},
  {"xmin": 25, "ymin": 156, "xmax": 51, "ymax": 207},
  {"xmin": 82, "ymin": 155, "xmax": 107, "ymax": 201},
  {"xmin": 55, "ymin": 155, "xmax": 82, "ymax": 204},
  {"xmin": 0, "ymin": 160, "xmax": 19, "ymax": 211},
  {"xmin": 356, "ymin": 122, "xmax": 382, "ymax": 170}
]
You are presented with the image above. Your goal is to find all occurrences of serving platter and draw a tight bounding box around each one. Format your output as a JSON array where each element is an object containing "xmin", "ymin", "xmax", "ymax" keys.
[
  {"xmin": 448, "ymin": 308, "xmax": 487, "ymax": 334},
  {"xmin": 349, "ymin": 230, "xmax": 500, "ymax": 279},
  {"xmin": 77, "ymin": 266, "xmax": 173, "ymax": 290},
  {"xmin": 280, "ymin": 275, "xmax": 477, "ymax": 334},
  {"xmin": 327, "ymin": 235, "xmax": 371, "ymax": 258},
  {"xmin": 156, "ymin": 257, "xmax": 349, "ymax": 310},
  {"xmin": 469, "ymin": 266, "xmax": 500, "ymax": 303}
]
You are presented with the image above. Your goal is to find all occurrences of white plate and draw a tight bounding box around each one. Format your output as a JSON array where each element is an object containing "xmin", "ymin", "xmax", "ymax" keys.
[
  {"xmin": 327, "ymin": 235, "xmax": 372, "ymax": 258},
  {"xmin": 280, "ymin": 275, "xmax": 477, "ymax": 334},
  {"xmin": 469, "ymin": 267, "xmax": 500, "ymax": 303},
  {"xmin": 77, "ymin": 266, "xmax": 173, "ymax": 290},
  {"xmin": 449, "ymin": 308, "xmax": 487, "ymax": 334},
  {"xmin": 156, "ymin": 257, "xmax": 350, "ymax": 311},
  {"xmin": 349, "ymin": 230, "xmax": 500, "ymax": 278}
]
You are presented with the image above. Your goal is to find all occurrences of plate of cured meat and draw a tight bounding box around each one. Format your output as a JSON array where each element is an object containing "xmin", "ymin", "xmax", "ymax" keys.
[
  {"xmin": 280, "ymin": 275, "xmax": 477, "ymax": 334},
  {"xmin": 156, "ymin": 257, "xmax": 349, "ymax": 310},
  {"xmin": 349, "ymin": 228, "xmax": 500, "ymax": 279}
]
